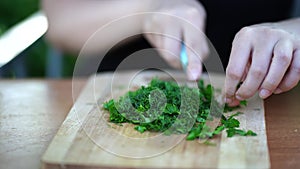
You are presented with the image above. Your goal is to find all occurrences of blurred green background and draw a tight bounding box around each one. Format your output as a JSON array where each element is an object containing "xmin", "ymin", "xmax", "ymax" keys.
[{"xmin": 0, "ymin": 0, "xmax": 76, "ymax": 78}]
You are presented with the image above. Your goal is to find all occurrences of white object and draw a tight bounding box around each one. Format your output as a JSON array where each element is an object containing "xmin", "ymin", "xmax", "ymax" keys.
[{"xmin": 0, "ymin": 11, "xmax": 48, "ymax": 68}]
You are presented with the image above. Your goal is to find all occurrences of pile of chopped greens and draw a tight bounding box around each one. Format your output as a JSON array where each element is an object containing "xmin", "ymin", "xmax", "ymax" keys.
[{"xmin": 103, "ymin": 78, "xmax": 256, "ymax": 140}]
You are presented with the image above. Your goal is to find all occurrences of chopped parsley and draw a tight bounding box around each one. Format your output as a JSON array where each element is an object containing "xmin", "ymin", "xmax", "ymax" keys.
[{"xmin": 103, "ymin": 78, "xmax": 256, "ymax": 141}]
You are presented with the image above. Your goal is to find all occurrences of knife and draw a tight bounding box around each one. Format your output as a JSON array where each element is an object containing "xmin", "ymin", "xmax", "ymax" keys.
[
  {"xmin": 181, "ymin": 43, "xmax": 224, "ymax": 143},
  {"xmin": 0, "ymin": 11, "xmax": 48, "ymax": 68}
]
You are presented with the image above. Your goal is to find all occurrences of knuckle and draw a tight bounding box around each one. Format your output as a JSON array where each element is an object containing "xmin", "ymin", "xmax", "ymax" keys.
[
  {"xmin": 259, "ymin": 26, "xmax": 275, "ymax": 37},
  {"xmin": 291, "ymin": 64, "xmax": 300, "ymax": 74},
  {"xmin": 183, "ymin": 7, "xmax": 204, "ymax": 27},
  {"xmin": 292, "ymin": 51, "xmax": 300, "ymax": 74},
  {"xmin": 185, "ymin": 7, "xmax": 201, "ymax": 18},
  {"xmin": 291, "ymin": 56, "xmax": 300, "ymax": 74},
  {"xmin": 233, "ymin": 26, "xmax": 254, "ymax": 43},
  {"xmin": 240, "ymin": 92, "xmax": 253, "ymax": 99},
  {"xmin": 226, "ymin": 68, "xmax": 242, "ymax": 80},
  {"xmin": 189, "ymin": 40, "xmax": 197, "ymax": 49},
  {"xmin": 263, "ymin": 80, "xmax": 277, "ymax": 90},
  {"xmin": 164, "ymin": 56, "xmax": 179, "ymax": 66},
  {"xmin": 240, "ymin": 26, "xmax": 254, "ymax": 34},
  {"xmin": 238, "ymin": 88, "xmax": 255, "ymax": 99},
  {"xmin": 278, "ymin": 81, "xmax": 298, "ymax": 93},
  {"xmin": 268, "ymin": 28, "xmax": 285, "ymax": 36},
  {"xmin": 225, "ymin": 86, "xmax": 234, "ymax": 95},
  {"xmin": 237, "ymin": 27, "xmax": 253, "ymax": 36},
  {"xmin": 186, "ymin": 41, "xmax": 197, "ymax": 54},
  {"xmin": 250, "ymin": 67, "xmax": 266, "ymax": 79},
  {"xmin": 274, "ymin": 47, "xmax": 287, "ymax": 57},
  {"xmin": 263, "ymin": 27, "xmax": 287, "ymax": 40},
  {"xmin": 276, "ymin": 54, "xmax": 291, "ymax": 65},
  {"xmin": 261, "ymin": 26, "xmax": 271, "ymax": 34}
]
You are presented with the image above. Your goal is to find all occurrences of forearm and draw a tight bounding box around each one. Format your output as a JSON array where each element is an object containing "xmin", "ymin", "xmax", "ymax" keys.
[{"xmin": 42, "ymin": 0, "xmax": 153, "ymax": 54}]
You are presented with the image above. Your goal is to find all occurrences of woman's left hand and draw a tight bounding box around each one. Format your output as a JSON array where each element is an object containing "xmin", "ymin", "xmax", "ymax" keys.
[{"xmin": 225, "ymin": 19, "xmax": 300, "ymax": 105}]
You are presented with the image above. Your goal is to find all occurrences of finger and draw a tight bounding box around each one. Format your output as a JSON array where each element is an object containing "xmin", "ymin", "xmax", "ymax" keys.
[
  {"xmin": 259, "ymin": 39, "xmax": 293, "ymax": 99},
  {"xmin": 182, "ymin": 12, "xmax": 208, "ymax": 80},
  {"xmin": 183, "ymin": 31, "xmax": 203, "ymax": 80},
  {"xmin": 274, "ymin": 49, "xmax": 300, "ymax": 93},
  {"xmin": 143, "ymin": 15, "xmax": 163, "ymax": 48},
  {"xmin": 146, "ymin": 32, "xmax": 182, "ymax": 69},
  {"xmin": 241, "ymin": 61, "xmax": 251, "ymax": 82},
  {"xmin": 183, "ymin": 32, "xmax": 207, "ymax": 80},
  {"xmin": 235, "ymin": 43, "xmax": 273, "ymax": 100},
  {"xmin": 160, "ymin": 20, "xmax": 182, "ymax": 69},
  {"xmin": 185, "ymin": 45, "xmax": 203, "ymax": 80},
  {"xmin": 144, "ymin": 32, "xmax": 161, "ymax": 49},
  {"xmin": 183, "ymin": 27, "xmax": 209, "ymax": 61},
  {"xmin": 183, "ymin": 36, "xmax": 206, "ymax": 80},
  {"xmin": 143, "ymin": 14, "xmax": 183, "ymax": 69},
  {"xmin": 227, "ymin": 97, "xmax": 241, "ymax": 107},
  {"xmin": 159, "ymin": 34, "xmax": 182, "ymax": 69},
  {"xmin": 225, "ymin": 31, "xmax": 251, "ymax": 102}
]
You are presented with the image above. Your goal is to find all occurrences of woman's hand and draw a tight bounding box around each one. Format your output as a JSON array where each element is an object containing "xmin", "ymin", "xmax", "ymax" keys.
[
  {"xmin": 225, "ymin": 18, "xmax": 300, "ymax": 105},
  {"xmin": 143, "ymin": 0, "xmax": 209, "ymax": 80}
]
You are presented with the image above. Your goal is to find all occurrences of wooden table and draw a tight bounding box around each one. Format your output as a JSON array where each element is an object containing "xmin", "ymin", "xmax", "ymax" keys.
[{"xmin": 0, "ymin": 79, "xmax": 299, "ymax": 169}]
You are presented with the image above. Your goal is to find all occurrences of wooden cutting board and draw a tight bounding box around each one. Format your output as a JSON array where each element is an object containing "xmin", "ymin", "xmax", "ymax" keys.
[{"xmin": 42, "ymin": 70, "xmax": 270, "ymax": 169}]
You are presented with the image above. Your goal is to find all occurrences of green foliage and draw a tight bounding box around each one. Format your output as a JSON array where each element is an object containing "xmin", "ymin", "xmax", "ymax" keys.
[
  {"xmin": 103, "ymin": 78, "xmax": 257, "ymax": 141},
  {"xmin": 221, "ymin": 112, "xmax": 257, "ymax": 137},
  {"xmin": 0, "ymin": 0, "xmax": 40, "ymax": 36},
  {"xmin": 0, "ymin": 0, "xmax": 76, "ymax": 77},
  {"xmin": 25, "ymin": 39, "xmax": 47, "ymax": 76},
  {"xmin": 62, "ymin": 53, "xmax": 77, "ymax": 77}
]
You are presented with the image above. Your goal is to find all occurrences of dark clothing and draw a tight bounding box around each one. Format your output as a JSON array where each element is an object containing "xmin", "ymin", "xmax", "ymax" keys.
[
  {"xmin": 201, "ymin": 0, "xmax": 293, "ymax": 67},
  {"xmin": 99, "ymin": 0, "xmax": 293, "ymax": 72}
]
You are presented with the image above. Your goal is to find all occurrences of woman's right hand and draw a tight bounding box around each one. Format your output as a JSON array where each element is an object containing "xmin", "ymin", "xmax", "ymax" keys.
[{"xmin": 143, "ymin": 0, "xmax": 209, "ymax": 80}]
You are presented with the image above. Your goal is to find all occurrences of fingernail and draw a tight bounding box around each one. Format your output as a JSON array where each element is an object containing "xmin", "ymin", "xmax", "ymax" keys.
[
  {"xmin": 229, "ymin": 99, "xmax": 241, "ymax": 107},
  {"xmin": 259, "ymin": 89, "xmax": 271, "ymax": 99},
  {"xmin": 188, "ymin": 69, "xmax": 199, "ymax": 80},
  {"xmin": 274, "ymin": 88, "xmax": 282, "ymax": 94},
  {"xmin": 225, "ymin": 97, "xmax": 232, "ymax": 104},
  {"xmin": 235, "ymin": 94, "xmax": 244, "ymax": 101}
]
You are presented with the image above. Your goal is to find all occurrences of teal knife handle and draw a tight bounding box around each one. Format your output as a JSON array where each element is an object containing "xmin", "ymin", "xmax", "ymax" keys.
[{"xmin": 180, "ymin": 43, "xmax": 188, "ymax": 71}]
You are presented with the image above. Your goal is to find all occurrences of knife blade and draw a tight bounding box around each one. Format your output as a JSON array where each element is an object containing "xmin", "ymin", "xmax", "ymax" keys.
[
  {"xmin": 180, "ymin": 42, "xmax": 188, "ymax": 71},
  {"xmin": 0, "ymin": 11, "xmax": 48, "ymax": 68}
]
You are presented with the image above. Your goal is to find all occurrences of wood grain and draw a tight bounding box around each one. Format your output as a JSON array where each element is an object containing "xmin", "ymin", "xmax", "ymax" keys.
[
  {"xmin": 0, "ymin": 77, "xmax": 298, "ymax": 169},
  {"xmin": 42, "ymin": 71, "xmax": 270, "ymax": 169},
  {"xmin": 0, "ymin": 79, "xmax": 85, "ymax": 169},
  {"xmin": 265, "ymin": 84, "xmax": 300, "ymax": 169}
]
